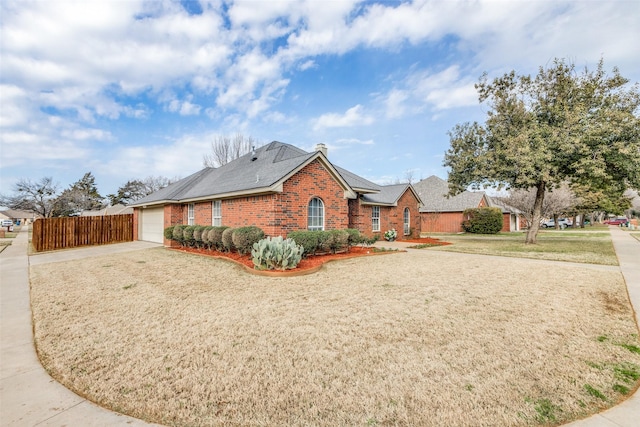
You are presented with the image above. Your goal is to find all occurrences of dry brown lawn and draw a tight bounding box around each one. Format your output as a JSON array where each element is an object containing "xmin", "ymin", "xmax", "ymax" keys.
[{"xmin": 30, "ymin": 248, "xmax": 640, "ymax": 426}]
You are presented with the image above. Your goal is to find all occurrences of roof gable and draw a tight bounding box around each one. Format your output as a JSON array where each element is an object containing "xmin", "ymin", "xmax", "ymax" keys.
[
  {"xmin": 414, "ymin": 175, "xmax": 487, "ymax": 212},
  {"xmin": 132, "ymin": 141, "xmax": 368, "ymax": 206},
  {"xmin": 361, "ymin": 183, "xmax": 422, "ymax": 206}
]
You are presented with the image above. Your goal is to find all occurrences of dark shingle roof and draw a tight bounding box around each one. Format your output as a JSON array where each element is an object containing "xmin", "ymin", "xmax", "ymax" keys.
[
  {"xmin": 414, "ymin": 175, "xmax": 486, "ymax": 212},
  {"xmin": 362, "ymin": 183, "xmax": 417, "ymax": 206},
  {"xmin": 132, "ymin": 141, "xmax": 378, "ymax": 206}
]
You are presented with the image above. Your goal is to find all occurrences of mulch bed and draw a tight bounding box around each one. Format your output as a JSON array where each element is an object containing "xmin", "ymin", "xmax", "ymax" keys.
[
  {"xmin": 171, "ymin": 246, "xmax": 394, "ymax": 275},
  {"xmin": 171, "ymin": 237, "xmax": 451, "ymax": 275}
]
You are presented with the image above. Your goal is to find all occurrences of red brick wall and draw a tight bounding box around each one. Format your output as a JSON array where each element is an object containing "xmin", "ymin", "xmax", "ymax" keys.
[
  {"xmin": 277, "ymin": 160, "xmax": 349, "ymax": 234},
  {"xmin": 501, "ymin": 213, "xmax": 511, "ymax": 232},
  {"xmin": 420, "ymin": 212, "xmax": 464, "ymax": 234},
  {"xmin": 165, "ymin": 204, "xmax": 184, "ymax": 247},
  {"xmin": 159, "ymin": 159, "xmax": 349, "ymax": 238},
  {"xmin": 350, "ymin": 189, "xmax": 421, "ymax": 240}
]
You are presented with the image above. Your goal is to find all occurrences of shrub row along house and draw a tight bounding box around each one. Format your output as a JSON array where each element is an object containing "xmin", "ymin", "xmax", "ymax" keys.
[{"xmin": 131, "ymin": 142, "xmax": 422, "ymax": 246}]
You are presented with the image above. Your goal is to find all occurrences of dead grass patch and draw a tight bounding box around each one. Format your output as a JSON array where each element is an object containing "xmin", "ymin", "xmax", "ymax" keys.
[{"xmin": 30, "ymin": 248, "xmax": 640, "ymax": 426}]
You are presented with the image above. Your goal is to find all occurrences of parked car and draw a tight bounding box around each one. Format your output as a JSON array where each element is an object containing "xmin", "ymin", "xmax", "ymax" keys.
[
  {"xmin": 541, "ymin": 218, "xmax": 572, "ymax": 229},
  {"xmin": 1, "ymin": 219, "xmax": 13, "ymax": 227},
  {"xmin": 603, "ymin": 217, "xmax": 629, "ymax": 226}
]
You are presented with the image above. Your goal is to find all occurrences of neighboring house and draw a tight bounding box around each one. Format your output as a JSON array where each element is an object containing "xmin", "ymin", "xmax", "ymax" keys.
[
  {"xmin": 131, "ymin": 142, "xmax": 422, "ymax": 245},
  {"xmin": 0, "ymin": 209, "xmax": 39, "ymax": 225},
  {"xmin": 414, "ymin": 175, "xmax": 519, "ymax": 233},
  {"xmin": 81, "ymin": 204, "xmax": 133, "ymax": 216}
]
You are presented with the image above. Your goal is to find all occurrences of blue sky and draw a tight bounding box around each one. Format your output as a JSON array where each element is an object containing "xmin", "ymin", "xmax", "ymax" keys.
[{"xmin": 1, "ymin": 0, "xmax": 639, "ymax": 198}]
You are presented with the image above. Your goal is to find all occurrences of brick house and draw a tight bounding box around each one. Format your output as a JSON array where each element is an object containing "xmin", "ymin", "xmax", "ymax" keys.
[
  {"xmin": 414, "ymin": 175, "xmax": 520, "ymax": 233},
  {"xmin": 131, "ymin": 142, "xmax": 422, "ymax": 245}
]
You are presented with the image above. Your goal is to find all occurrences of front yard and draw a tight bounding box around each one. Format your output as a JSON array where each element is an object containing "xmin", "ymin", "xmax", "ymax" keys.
[
  {"xmin": 29, "ymin": 247, "xmax": 640, "ymax": 426},
  {"xmin": 424, "ymin": 230, "xmax": 618, "ymax": 265}
]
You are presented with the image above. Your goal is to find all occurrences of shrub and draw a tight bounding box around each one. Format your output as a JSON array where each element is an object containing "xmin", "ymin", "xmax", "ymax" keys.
[
  {"xmin": 182, "ymin": 225, "xmax": 196, "ymax": 246},
  {"xmin": 252, "ymin": 236, "xmax": 304, "ymax": 270},
  {"xmin": 326, "ymin": 229, "xmax": 349, "ymax": 254},
  {"xmin": 208, "ymin": 226, "xmax": 229, "ymax": 251},
  {"xmin": 232, "ymin": 226, "xmax": 265, "ymax": 256},
  {"xmin": 462, "ymin": 207, "xmax": 503, "ymax": 234},
  {"xmin": 172, "ymin": 225, "xmax": 186, "ymax": 245},
  {"xmin": 193, "ymin": 225, "xmax": 206, "ymax": 248},
  {"xmin": 163, "ymin": 226, "xmax": 175, "ymax": 241},
  {"xmin": 221, "ymin": 227, "xmax": 236, "ymax": 252},
  {"xmin": 288, "ymin": 230, "xmax": 320, "ymax": 257},
  {"xmin": 345, "ymin": 228, "xmax": 364, "ymax": 247},
  {"xmin": 201, "ymin": 226, "xmax": 214, "ymax": 248}
]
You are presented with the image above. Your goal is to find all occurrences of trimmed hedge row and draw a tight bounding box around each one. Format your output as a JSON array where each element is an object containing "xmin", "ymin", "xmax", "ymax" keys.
[
  {"xmin": 287, "ymin": 228, "xmax": 374, "ymax": 257},
  {"xmin": 164, "ymin": 226, "xmax": 375, "ymax": 260}
]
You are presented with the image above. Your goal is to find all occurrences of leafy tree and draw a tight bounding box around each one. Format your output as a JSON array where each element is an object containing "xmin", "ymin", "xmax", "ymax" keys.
[
  {"xmin": 203, "ymin": 134, "xmax": 257, "ymax": 168},
  {"xmin": 0, "ymin": 177, "xmax": 60, "ymax": 218},
  {"xmin": 444, "ymin": 59, "xmax": 640, "ymax": 243},
  {"xmin": 54, "ymin": 172, "xmax": 105, "ymax": 216},
  {"xmin": 108, "ymin": 176, "xmax": 173, "ymax": 205}
]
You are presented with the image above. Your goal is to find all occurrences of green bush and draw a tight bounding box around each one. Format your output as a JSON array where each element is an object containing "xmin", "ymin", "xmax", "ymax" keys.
[
  {"xmin": 345, "ymin": 228, "xmax": 364, "ymax": 247},
  {"xmin": 193, "ymin": 225, "xmax": 206, "ymax": 248},
  {"xmin": 172, "ymin": 225, "xmax": 186, "ymax": 245},
  {"xmin": 207, "ymin": 226, "xmax": 229, "ymax": 251},
  {"xmin": 163, "ymin": 226, "xmax": 175, "ymax": 241},
  {"xmin": 201, "ymin": 226, "xmax": 214, "ymax": 248},
  {"xmin": 288, "ymin": 230, "xmax": 320, "ymax": 257},
  {"xmin": 252, "ymin": 236, "xmax": 304, "ymax": 271},
  {"xmin": 326, "ymin": 229, "xmax": 349, "ymax": 253},
  {"xmin": 182, "ymin": 225, "xmax": 196, "ymax": 246},
  {"xmin": 221, "ymin": 227, "xmax": 236, "ymax": 252},
  {"xmin": 462, "ymin": 207, "xmax": 503, "ymax": 234},
  {"xmin": 232, "ymin": 226, "xmax": 265, "ymax": 255}
]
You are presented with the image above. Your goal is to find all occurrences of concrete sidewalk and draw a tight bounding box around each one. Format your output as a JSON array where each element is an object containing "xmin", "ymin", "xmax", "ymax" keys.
[
  {"xmin": 563, "ymin": 226, "xmax": 640, "ymax": 427},
  {"xmin": 1, "ymin": 226, "xmax": 638, "ymax": 426},
  {"xmin": 1, "ymin": 226, "xmax": 161, "ymax": 426}
]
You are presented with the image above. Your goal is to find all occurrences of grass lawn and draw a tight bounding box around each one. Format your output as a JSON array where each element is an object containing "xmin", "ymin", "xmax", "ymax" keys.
[
  {"xmin": 424, "ymin": 230, "xmax": 618, "ymax": 265},
  {"xmin": 30, "ymin": 247, "xmax": 640, "ymax": 426}
]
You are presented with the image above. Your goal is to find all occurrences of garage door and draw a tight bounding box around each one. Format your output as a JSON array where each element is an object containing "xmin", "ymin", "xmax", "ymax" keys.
[{"xmin": 139, "ymin": 206, "xmax": 164, "ymax": 243}]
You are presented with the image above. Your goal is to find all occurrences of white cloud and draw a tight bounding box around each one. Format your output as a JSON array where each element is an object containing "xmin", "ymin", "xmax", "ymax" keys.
[{"xmin": 313, "ymin": 105, "xmax": 374, "ymax": 130}]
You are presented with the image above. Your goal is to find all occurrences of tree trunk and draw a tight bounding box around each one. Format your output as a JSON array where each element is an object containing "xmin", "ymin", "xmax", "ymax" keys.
[
  {"xmin": 553, "ymin": 213, "xmax": 559, "ymax": 230},
  {"xmin": 526, "ymin": 181, "xmax": 546, "ymax": 244}
]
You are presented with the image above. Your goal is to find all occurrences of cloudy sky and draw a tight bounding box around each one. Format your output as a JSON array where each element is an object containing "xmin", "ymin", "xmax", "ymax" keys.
[{"xmin": 1, "ymin": 0, "xmax": 639, "ymax": 198}]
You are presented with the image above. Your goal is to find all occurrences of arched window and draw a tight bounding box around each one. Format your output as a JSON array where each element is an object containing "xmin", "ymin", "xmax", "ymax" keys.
[
  {"xmin": 307, "ymin": 197, "xmax": 324, "ymax": 231},
  {"xmin": 403, "ymin": 207, "xmax": 410, "ymax": 235}
]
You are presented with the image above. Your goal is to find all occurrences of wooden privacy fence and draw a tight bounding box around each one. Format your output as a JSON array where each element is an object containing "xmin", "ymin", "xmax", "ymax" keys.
[{"xmin": 32, "ymin": 214, "xmax": 134, "ymax": 252}]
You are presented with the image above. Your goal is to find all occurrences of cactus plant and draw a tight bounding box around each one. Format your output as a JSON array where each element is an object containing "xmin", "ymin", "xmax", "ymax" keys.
[{"xmin": 251, "ymin": 236, "xmax": 304, "ymax": 270}]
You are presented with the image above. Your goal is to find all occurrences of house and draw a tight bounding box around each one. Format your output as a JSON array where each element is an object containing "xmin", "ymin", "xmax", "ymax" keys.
[
  {"xmin": 414, "ymin": 175, "xmax": 519, "ymax": 233},
  {"xmin": 131, "ymin": 142, "xmax": 422, "ymax": 245},
  {"xmin": 0, "ymin": 209, "xmax": 39, "ymax": 225},
  {"xmin": 81, "ymin": 204, "xmax": 133, "ymax": 216}
]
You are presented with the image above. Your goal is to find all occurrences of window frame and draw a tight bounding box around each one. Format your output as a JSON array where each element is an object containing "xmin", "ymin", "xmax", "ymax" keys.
[
  {"xmin": 212, "ymin": 200, "xmax": 222, "ymax": 226},
  {"xmin": 307, "ymin": 197, "xmax": 325, "ymax": 231},
  {"xmin": 372, "ymin": 206, "xmax": 380, "ymax": 232},
  {"xmin": 187, "ymin": 203, "xmax": 195, "ymax": 225},
  {"xmin": 403, "ymin": 207, "xmax": 410, "ymax": 235}
]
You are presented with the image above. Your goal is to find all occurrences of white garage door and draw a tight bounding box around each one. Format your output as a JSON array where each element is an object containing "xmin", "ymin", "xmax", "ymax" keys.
[{"xmin": 139, "ymin": 207, "xmax": 164, "ymax": 243}]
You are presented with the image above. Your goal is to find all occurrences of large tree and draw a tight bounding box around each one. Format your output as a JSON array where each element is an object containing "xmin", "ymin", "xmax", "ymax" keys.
[
  {"xmin": 0, "ymin": 177, "xmax": 60, "ymax": 218},
  {"xmin": 203, "ymin": 134, "xmax": 257, "ymax": 168},
  {"xmin": 444, "ymin": 59, "xmax": 640, "ymax": 243},
  {"xmin": 54, "ymin": 172, "xmax": 105, "ymax": 216},
  {"xmin": 108, "ymin": 176, "xmax": 174, "ymax": 206}
]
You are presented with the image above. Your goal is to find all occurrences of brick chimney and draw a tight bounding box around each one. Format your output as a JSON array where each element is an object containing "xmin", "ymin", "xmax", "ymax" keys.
[{"xmin": 315, "ymin": 143, "xmax": 328, "ymax": 157}]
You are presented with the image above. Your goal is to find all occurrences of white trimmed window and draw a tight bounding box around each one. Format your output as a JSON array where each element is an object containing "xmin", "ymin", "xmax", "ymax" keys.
[
  {"xmin": 372, "ymin": 206, "xmax": 380, "ymax": 232},
  {"xmin": 404, "ymin": 207, "xmax": 410, "ymax": 235},
  {"xmin": 187, "ymin": 203, "xmax": 195, "ymax": 225},
  {"xmin": 212, "ymin": 200, "xmax": 222, "ymax": 226},
  {"xmin": 307, "ymin": 197, "xmax": 324, "ymax": 231}
]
